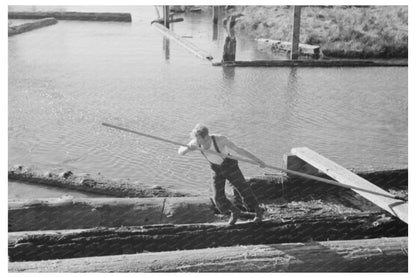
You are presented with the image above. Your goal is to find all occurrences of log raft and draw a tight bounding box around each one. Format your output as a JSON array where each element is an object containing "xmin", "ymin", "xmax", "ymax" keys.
[
  {"xmin": 8, "ymin": 11, "xmax": 132, "ymax": 22},
  {"xmin": 8, "ymin": 212, "xmax": 407, "ymax": 262},
  {"xmin": 8, "ymin": 237, "xmax": 408, "ymax": 272}
]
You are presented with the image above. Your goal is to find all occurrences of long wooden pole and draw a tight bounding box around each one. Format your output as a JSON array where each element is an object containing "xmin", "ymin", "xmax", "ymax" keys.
[{"xmin": 102, "ymin": 123, "xmax": 405, "ymax": 201}]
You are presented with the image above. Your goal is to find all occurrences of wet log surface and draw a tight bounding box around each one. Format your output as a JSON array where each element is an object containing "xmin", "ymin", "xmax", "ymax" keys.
[
  {"xmin": 8, "ymin": 212, "xmax": 407, "ymax": 262},
  {"xmin": 8, "ymin": 237, "xmax": 408, "ymax": 272}
]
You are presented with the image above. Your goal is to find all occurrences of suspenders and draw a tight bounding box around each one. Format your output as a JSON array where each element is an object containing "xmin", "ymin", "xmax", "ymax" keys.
[{"xmin": 200, "ymin": 136, "xmax": 221, "ymax": 162}]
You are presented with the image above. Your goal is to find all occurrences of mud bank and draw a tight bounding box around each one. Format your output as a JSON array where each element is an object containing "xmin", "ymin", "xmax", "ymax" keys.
[
  {"xmin": 8, "ymin": 11, "xmax": 132, "ymax": 22},
  {"xmin": 8, "ymin": 237, "xmax": 408, "ymax": 272},
  {"xmin": 8, "ymin": 165, "xmax": 191, "ymax": 198},
  {"xmin": 9, "ymin": 197, "xmax": 217, "ymax": 232},
  {"xmin": 8, "ymin": 17, "xmax": 58, "ymax": 36},
  {"xmin": 8, "ymin": 212, "xmax": 407, "ymax": 262}
]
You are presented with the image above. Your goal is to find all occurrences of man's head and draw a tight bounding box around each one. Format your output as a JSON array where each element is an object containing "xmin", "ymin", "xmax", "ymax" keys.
[{"xmin": 190, "ymin": 124, "xmax": 209, "ymax": 144}]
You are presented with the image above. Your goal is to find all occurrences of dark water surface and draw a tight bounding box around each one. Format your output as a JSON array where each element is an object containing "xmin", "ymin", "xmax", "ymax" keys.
[{"xmin": 8, "ymin": 6, "xmax": 408, "ymax": 198}]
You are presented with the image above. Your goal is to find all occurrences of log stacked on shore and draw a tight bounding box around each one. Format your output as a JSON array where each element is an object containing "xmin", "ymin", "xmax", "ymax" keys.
[
  {"xmin": 8, "ymin": 212, "xmax": 407, "ymax": 262},
  {"xmin": 8, "ymin": 18, "xmax": 58, "ymax": 36},
  {"xmin": 8, "ymin": 237, "xmax": 408, "ymax": 272},
  {"xmin": 8, "ymin": 11, "xmax": 132, "ymax": 22}
]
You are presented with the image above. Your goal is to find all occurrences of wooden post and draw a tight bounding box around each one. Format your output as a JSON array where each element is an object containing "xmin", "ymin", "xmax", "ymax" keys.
[
  {"xmin": 222, "ymin": 14, "xmax": 241, "ymax": 62},
  {"xmin": 291, "ymin": 6, "xmax": 301, "ymax": 60},
  {"xmin": 212, "ymin": 6, "xmax": 219, "ymax": 24},
  {"xmin": 163, "ymin": 5, "xmax": 170, "ymax": 28}
]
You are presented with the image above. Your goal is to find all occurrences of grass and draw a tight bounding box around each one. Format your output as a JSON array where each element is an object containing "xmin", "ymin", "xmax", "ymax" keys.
[{"xmin": 231, "ymin": 6, "xmax": 408, "ymax": 59}]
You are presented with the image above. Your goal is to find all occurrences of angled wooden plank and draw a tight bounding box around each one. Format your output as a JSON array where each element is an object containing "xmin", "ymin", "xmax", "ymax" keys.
[{"xmin": 291, "ymin": 147, "xmax": 407, "ymax": 224}]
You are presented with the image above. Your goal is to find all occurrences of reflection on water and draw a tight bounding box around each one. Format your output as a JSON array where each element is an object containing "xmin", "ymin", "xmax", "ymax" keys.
[{"xmin": 8, "ymin": 6, "xmax": 408, "ymax": 198}]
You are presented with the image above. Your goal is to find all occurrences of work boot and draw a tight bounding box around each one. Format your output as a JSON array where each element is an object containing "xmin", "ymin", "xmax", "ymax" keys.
[
  {"xmin": 228, "ymin": 210, "xmax": 241, "ymax": 226},
  {"xmin": 252, "ymin": 208, "xmax": 264, "ymax": 223}
]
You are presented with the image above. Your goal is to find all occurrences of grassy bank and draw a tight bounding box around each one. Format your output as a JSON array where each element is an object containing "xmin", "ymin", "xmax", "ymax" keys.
[{"xmin": 232, "ymin": 6, "xmax": 408, "ymax": 59}]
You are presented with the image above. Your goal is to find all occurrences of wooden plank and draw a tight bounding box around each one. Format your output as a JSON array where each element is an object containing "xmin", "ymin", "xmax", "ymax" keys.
[
  {"xmin": 291, "ymin": 147, "xmax": 408, "ymax": 223},
  {"xmin": 151, "ymin": 22, "xmax": 213, "ymax": 61},
  {"xmin": 8, "ymin": 237, "xmax": 408, "ymax": 272}
]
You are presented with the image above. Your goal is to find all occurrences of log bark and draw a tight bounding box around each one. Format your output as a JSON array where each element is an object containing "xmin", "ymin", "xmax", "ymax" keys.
[
  {"xmin": 8, "ymin": 212, "xmax": 407, "ymax": 262},
  {"xmin": 9, "ymin": 237, "xmax": 408, "ymax": 272}
]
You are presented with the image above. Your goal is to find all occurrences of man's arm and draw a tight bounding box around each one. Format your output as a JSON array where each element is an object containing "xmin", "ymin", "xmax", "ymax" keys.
[
  {"xmin": 178, "ymin": 139, "xmax": 197, "ymax": 155},
  {"xmin": 223, "ymin": 137, "xmax": 266, "ymax": 167}
]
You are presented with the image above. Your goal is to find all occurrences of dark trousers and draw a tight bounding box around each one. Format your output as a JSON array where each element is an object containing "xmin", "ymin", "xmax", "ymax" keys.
[{"xmin": 210, "ymin": 158, "xmax": 259, "ymax": 214}]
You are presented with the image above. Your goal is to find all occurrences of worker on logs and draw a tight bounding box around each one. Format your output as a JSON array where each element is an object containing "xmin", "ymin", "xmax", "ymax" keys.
[{"xmin": 178, "ymin": 124, "xmax": 265, "ymax": 225}]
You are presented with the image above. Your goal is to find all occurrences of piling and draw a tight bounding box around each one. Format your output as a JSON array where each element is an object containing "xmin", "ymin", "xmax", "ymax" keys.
[{"xmin": 290, "ymin": 6, "xmax": 302, "ymax": 60}]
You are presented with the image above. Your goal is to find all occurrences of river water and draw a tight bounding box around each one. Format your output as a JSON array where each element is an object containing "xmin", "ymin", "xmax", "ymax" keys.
[{"xmin": 8, "ymin": 6, "xmax": 408, "ymax": 198}]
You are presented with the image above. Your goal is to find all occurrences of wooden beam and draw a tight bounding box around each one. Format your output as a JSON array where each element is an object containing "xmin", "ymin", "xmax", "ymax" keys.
[
  {"xmin": 8, "ymin": 237, "xmax": 408, "ymax": 272},
  {"xmin": 290, "ymin": 147, "xmax": 408, "ymax": 223},
  {"xmin": 151, "ymin": 22, "xmax": 213, "ymax": 61}
]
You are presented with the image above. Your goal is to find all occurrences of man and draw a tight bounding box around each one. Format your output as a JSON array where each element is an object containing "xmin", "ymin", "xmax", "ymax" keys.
[{"xmin": 178, "ymin": 124, "xmax": 266, "ymax": 225}]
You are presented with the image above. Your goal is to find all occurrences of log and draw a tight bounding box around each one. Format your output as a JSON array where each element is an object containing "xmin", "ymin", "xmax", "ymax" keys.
[
  {"xmin": 8, "ymin": 165, "xmax": 190, "ymax": 198},
  {"xmin": 8, "ymin": 237, "xmax": 408, "ymax": 272},
  {"xmin": 8, "ymin": 197, "xmax": 217, "ymax": 232},
  {"xmin": 212, "ymin": 60, "xmax": 408, "ymax": 67},
  {"xmin": 8, "ymin": 212, "xmax": 407, "ymax": 262},
  {"xmin": 8, "ymin": 11, "xmax": 132, "ymax": 22},
  {"xmin": 8, "ymin": 18, "xmax": 57, "ymax": 36}
]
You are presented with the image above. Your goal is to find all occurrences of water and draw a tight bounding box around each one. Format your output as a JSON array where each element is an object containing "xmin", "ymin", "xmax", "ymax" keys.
[{"xmin": 8, "ymin": 6, "xmax": 408, "ymax": 197}]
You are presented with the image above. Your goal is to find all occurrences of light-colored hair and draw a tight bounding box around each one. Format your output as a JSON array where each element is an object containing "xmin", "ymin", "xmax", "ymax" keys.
[{"xmin": 190, "ymin": 124, "xmax": 209, "ymax": 139}]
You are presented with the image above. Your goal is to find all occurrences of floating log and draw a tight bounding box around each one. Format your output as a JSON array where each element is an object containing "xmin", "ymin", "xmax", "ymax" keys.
[
  {"xmin": 8, "ymin": 212, "xmax": 407, "ymax": 262},
  {"xmin": 8, "ymin": 165, "xmax": 190, "ymax": 198},
  {"xmin": 8, "ymin": 11, "xmax": 132, "ymax": 22},
  {"xmin": 212, "ymin": 59, "xmax": 408, "ymax": 67},
  {"xmin": 8, "ymin": 197, "xmax": 217, "ymax": 232},
  {"xmin": 8, "ymin": 237, "xmax": 408, "ymax": 272},
  {"xmin": 151, "ymin": 22, "xmax": 213, "ymax": 61},
  {"xmin": 8, "ymin": 17, "xmax": 57, "ymax": 36},
  {"xmin": 290, "ymin": 147, "xmax": 408, "ymax": 223}
]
